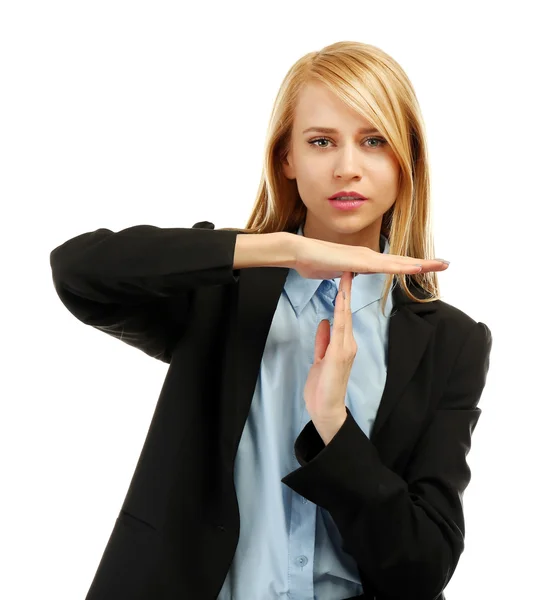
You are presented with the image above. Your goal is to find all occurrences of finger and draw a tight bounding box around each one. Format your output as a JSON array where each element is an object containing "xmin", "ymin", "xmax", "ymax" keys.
[
  {"xmin": 332, "ymin": 275, "xmax": 347, "ymax": 352},
  {"xmin": 353, "ymin": 249, "xmax": 448, "ymax": 274},
  {"xmin": 314, "ymin": 319, "xmax": 330, "ymax": 363},
  {"xmin": 343, "ymin": 271, "xmax": 353, "ymax": 344},
  {"xmin": 382, "ymin": 254, "xmax": 449, "ymax": 273},
  {"xmin": 359, "ymin": 259, "xmax": 447, "ymax": 275}
]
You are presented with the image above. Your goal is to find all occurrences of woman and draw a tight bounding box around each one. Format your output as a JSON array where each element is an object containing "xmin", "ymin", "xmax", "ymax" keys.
[{"xmin": 50, "ymin": 41, "xmax": 492, "ymax": 600}]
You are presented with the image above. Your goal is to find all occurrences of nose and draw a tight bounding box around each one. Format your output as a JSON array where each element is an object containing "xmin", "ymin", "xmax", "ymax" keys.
[{"xmin": 333, "ymin": 145, "xmax": 362, "ymax": 179}]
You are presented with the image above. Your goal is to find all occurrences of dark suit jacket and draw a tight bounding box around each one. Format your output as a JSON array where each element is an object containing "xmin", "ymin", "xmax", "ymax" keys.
[{"xmin": 50, "ymin": 220, "xmax": 493, "ymax": 600}]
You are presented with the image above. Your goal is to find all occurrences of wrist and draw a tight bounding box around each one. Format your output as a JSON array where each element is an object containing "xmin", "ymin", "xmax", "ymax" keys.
[
  {"xmin": 272, "ymin": 232, "xmax": 299, "ymax": 268},
  {"xmin": 311, "ymin": 409, "xmax": 348, "ymax": 445}
]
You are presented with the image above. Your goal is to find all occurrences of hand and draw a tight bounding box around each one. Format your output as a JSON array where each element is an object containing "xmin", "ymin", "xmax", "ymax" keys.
[
  {"xmin": 291, "ymin": 234, "xmax": 449, "ymax": 280},
  {"xmin": 303, "ymin": 271, "xmax": 357, "ymax": 425}
]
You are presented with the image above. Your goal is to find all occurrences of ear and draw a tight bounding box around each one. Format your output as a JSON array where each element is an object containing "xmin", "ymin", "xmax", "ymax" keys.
[{"xmin": 281, "ymin": 150, "xmax": 295, "ymax": 180}]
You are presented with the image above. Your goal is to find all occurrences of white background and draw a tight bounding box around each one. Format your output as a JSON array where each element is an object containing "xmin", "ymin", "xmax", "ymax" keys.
[{"xmin": 1, "ymin": 1, "xmax": 543, "ymax": 598}]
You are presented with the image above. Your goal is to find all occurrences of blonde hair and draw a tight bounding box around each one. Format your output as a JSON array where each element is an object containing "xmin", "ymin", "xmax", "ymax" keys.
[{"xmin": 219, "ymin": 40, "xmax": 440, "ymax": 316}]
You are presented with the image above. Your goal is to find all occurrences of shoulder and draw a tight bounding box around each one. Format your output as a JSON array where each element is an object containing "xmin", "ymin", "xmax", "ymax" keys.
[
  {"xmin": 405, "ymin": 275, "xmax": 492, "ymax": 352},
  {"xmin": 434, "ymin": 297, "xmax": 480, "ymax": 328},
  {"xmin": 191, "ymin": 220, "xmax": 216, "ymax": 229},
  {"xmin": 408, "ymin": 276, "xmax": 485, "ymax": 332},
  {"xmin": 430, "ymin": 297, "xmax": 493, "ymax": 359}
]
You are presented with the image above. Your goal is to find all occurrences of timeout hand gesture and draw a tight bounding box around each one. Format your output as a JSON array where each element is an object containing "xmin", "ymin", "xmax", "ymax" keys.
[
  {"xmin": 303, "ymin": 271, "xmax": 359, "ymax": 428},
  {"xmin": 302, "ymin": 258, "xmax": 446, "ymax": 443},
  {"xmin": 292, "ymin": 233, "xmax": 449, "ymax": 443}
]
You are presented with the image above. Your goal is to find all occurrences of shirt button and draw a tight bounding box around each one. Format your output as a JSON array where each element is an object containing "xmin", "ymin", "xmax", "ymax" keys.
[
  {"xmin": 302, "ymin": 497, "xmax": 308, "ymax": 503},
  {"xmin": 296, "ymin": 555, "xmax": 308, "ymax": 567}
]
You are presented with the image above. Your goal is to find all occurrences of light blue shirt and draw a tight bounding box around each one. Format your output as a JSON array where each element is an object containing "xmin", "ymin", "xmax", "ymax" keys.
[{"xmin": 217, "ymin": 224, "xmax": 394, "ymax": 600}]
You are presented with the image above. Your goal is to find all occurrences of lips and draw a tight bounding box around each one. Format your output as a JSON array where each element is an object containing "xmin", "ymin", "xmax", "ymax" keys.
[{"xmin": 328, "ymin": 191, "xmax": 369, "ymax": 201}]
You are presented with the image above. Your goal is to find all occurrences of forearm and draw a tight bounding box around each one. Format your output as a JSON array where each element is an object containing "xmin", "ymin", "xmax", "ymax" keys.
[
  {"xmin": 281, "ymin": 409, "xmax": 463, "ymax": 600},
  {"xmin": 233, "ymin": 232, "xmax": 297, "ymax": 269}
]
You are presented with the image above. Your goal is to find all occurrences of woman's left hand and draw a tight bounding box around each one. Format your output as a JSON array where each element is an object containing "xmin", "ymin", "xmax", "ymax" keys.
[{"xmin": 304, "ymin": 271, "xmax": 357, "ymax": 428}]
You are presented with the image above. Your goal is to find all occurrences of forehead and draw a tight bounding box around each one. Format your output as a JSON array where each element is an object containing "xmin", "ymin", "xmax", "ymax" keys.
[{"xmin": 293, "ymin": 81, "xmax": 374, "ymax": 130}]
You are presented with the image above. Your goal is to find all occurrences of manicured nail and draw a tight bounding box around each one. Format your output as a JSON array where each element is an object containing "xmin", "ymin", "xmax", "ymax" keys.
[{"xmin": 434, "ymin": 258, "xmax": 450, "ymax": 265}]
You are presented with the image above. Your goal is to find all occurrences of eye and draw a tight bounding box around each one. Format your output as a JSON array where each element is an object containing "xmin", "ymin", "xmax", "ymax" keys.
[{"xmin": 308, "ymin": 136, "xmax": 387, "ymax": 149}]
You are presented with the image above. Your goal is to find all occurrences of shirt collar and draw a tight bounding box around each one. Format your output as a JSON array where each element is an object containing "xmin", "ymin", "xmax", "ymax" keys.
[{"xmin": 283, "ymin": 223, "xmax": 392, "ymax": 317}]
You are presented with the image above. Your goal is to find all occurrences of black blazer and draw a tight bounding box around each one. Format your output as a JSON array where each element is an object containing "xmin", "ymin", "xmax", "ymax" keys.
[{"xmin": 50, "ymin": 220, "xmax": 493, "ymax": 600}]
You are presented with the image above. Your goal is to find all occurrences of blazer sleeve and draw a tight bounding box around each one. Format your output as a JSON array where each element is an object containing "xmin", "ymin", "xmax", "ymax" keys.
[
  {"xmin": 281, "ymin": 321, "xmax": 493, "ymax": 600},
  {"xmin": 49, "ymin": 221, "xmax": 241, "ymax": 363}
]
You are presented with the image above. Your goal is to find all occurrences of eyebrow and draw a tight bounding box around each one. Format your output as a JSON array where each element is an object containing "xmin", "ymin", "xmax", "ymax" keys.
[{"xmin": 302, "ymin": 126, "xmax": 381, "ymax": 135}]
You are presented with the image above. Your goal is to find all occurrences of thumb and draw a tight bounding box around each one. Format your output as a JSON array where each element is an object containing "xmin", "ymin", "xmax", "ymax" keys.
[{"xmin": 313, "ymin": 319, "xmax": 331, "ymax": 363}]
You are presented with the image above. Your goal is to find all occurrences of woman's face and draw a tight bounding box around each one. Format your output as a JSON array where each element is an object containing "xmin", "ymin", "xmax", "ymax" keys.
[{"xmin": 282, "ymin": 81, "xmax": 401, "ymax": 251}]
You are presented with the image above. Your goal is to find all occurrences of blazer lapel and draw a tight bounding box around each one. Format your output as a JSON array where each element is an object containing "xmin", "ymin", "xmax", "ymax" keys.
[{"xmin": 232, "ymin": 262, "xmax": 438, "ymax": 452}]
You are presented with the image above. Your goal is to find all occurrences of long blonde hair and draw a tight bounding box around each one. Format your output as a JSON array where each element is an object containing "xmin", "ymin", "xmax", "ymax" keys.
[{"xmin": 219, "ymin": 40, "xmax": 440, "ymax": 315}]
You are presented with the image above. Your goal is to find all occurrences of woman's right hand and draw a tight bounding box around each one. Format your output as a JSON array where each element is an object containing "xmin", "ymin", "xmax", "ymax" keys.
[{"xmin": 290, "ymin": 234, "xmax": 449, "ymax": 280}]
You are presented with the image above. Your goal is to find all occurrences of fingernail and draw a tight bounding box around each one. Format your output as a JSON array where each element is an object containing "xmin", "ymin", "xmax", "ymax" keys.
[{"xmin": 434, "ymin": 258, "xmax": 450, "ymax": 265}]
